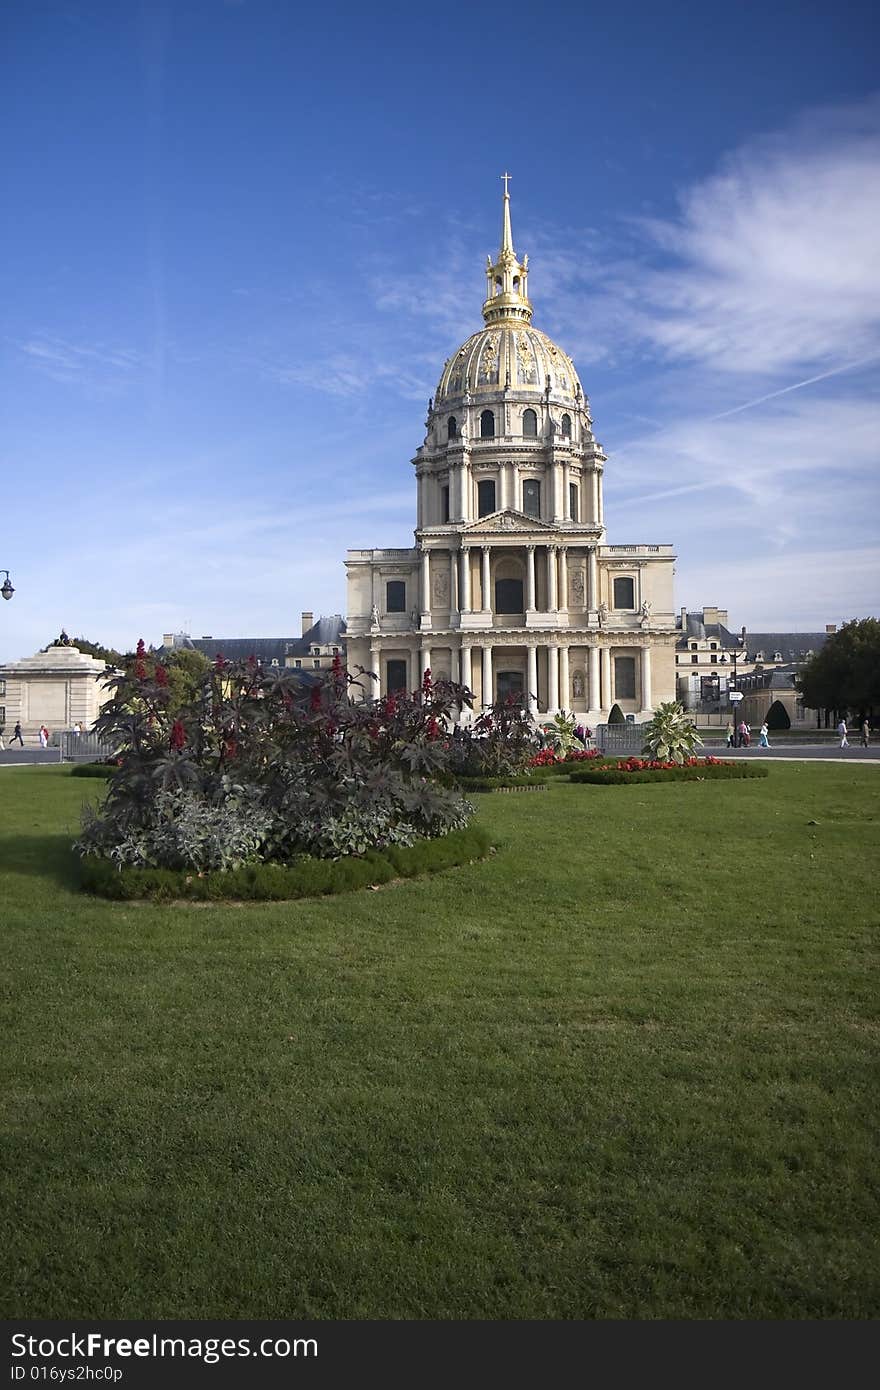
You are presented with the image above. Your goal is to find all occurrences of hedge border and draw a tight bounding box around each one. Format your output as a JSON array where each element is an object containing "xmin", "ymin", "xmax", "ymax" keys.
[
  {"xmin": 455, "ymin": 772, "xmax": 548, "ymax": 792},
  {"xmin": 78, "ymin": 825, "xmax": 494, "ymax": 903},
  {"xmin": 70, "ymin": 763, "xmax": 116, "ymax": 779},
  {"xmin": 568, "ymin": 763, "xmax": 769, "ymax": 785}
]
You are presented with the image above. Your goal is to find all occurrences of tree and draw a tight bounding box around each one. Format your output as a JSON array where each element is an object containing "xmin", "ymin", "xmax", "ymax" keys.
[{"xmin": 796, "ymin": 618, "xmax": 880, "ymax": 717}]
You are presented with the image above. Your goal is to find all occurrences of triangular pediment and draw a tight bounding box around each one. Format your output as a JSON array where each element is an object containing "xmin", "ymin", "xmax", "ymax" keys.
[{"xmin": 462, "ymin": 508, "xmax": 556, "ymax": 535}]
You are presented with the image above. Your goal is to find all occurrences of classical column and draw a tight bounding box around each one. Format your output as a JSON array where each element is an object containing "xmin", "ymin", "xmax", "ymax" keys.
[
  {"xmin": 420, "ymin": 645, "xmax": 432, "ymax": 680},
  {"xmin": 588, "ymin": 645, "xmax": 600, "ymax": 711},
  {"xmin": 482, "ymin": 645, "xmax": 493, "ymax": 707},
  {"xmin": 526, "ymin": 544, "xmax": 536, "ymax": 612},
  {"xmin": 460, "ymin": 546, "xmax": 471, "ymax": 613},
  {"xmin": 547, "ymin": 545, "xmax": 558, "ymax": 611},
  {"xmin": 548, "ymin": 645, "xmax": 559, "ymax": 713},
  {"xmin": 601, "ymin": 646, "xmax": 612, "ymax": 711},
  {"xmin": 498, "ymin": 462, "xmax": 508, "ymax": 512},
  {"xmin": 559, "ymin": 645, "xmax": 570, "ymax": 711},
  {"xmin": 510, "ymin": 461, "xmax": 520, "ymax": 513},
  {"xmin": 370, "ymin": 645, "xmax": 381, "ymax": 701},
  {"xmin": 641, "ymin": 644, "xmax": 652, "ymax": 711},
  {"xmin": 460, "ymin": 457, "xmax": 471, "ymax": 522},
  {"xmin": 450, "ymin": 549, "xmax": 459, "ymax": 614},
  {"xmin": 481, "ymin": 546, "xmax": 491, "ymax": 613},
  {"xmin": 591, "ymin": 468, "xmax": 600, "ymax": 526},
  {"xmin": 588, "ymin": 546, "xmax": 598, "ymax": 611},
  {"xmin": 562, "ymin": 461, "xmax": 571, "ymax": 518},
  {"xmin": 527, "ymin": 645, "xmax": 538, "ymax": 716},
  {"xmin": 421, "ymin": 550, "xmax": 431, "ymax": 616},
  {"xmin": 460, "ymin": 642, "xmax": 472, "ymax": 691},
  {"xmin": 558, "ymin": 546, "xmax": 568, "ymax": 611},
  {"xmin": 597, "ymin": 468, "xmax": 604, "ymax": 527}
]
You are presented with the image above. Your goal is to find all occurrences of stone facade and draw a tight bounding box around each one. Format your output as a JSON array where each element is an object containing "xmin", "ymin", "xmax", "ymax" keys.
[
  {"xmin": 345, "ymin": 184, "xmax": 676, "ymax": 720},
  {"xmin": 0, "ymin": 643, "xmax": 112, "ymax": 738}
]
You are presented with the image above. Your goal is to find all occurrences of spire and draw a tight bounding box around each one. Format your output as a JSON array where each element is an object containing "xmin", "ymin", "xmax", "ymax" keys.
[
  {"xmin": 482, "ymin": 174, "xmax": 532, "ymax": 326},
  {"xmin": 500, "ymin": 171, "xmax": 514, "ymax": 258}
]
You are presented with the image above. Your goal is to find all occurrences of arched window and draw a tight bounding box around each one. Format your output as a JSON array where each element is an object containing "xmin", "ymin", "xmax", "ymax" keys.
[
  {"xmin": 480, "ymin": 409, "xmax": 495, "ymax": 438},
  {"xmin": 561, "ymin": 413, "xmax": 572, "ymax": 439},
  {"xmin": 522, "ymin": 408, "xmax": 537, "ymax": 437},
  {"xmin": 447, "ymin": 416, "xmax": 457, "ymax": 440},
  {"xmin": 512, "ymin": 276, "xmax": 520, "ymax": 292},
  {"xmin": 495, "ymin": 278, "xmax": 503, "ymax": 297}
]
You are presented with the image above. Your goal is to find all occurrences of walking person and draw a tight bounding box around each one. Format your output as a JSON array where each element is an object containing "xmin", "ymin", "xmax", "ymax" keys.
[
  {"xmin": 739, "ymin": 719, "xmax": 750, "ymax": 747},
  {"xmin": 725, "ymin": 720, "xmax": 734, "ymax": 748},
  {"xmin": 837, "ymin": 718, "xmax": 849, "ymax": 748},
  {"xmin": 10, "ymin": 721, "xmax": 24, "ymax": 747},
  {"xmin": 759, "ymin": 721, "xmax": 770, "ymax": 748},
  {"xmin": 861, "ymin": 719, "xmax": 870, "ymax": 748},
  {"xmin": 38, "ymin": 724, "xmax": 49, "ymax": 749}
]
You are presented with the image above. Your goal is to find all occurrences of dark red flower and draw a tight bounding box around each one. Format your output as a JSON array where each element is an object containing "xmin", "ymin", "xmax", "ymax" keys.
[
  {"xmin": 154, "ymin": 663, "xmax": 168, "ymax": 687},
  {"xmin": 170, "ymin": 720, "xmax": 186, "ymax": 751}
]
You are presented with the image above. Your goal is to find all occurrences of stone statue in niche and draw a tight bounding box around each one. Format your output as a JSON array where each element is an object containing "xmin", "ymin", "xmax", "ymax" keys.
[
  {"xmin": 572, "ymin": 670, "xmax": 585, "ymax": 699},
  {"xmin": 570, "ymin": 569, "xmax": 585, "ymax": 604},
  {"xmin": 369, "ymin": 603, "xmax": 380, "ymax": 627},
  {"xmin": 597, "ymin": 601, "xmax": 608, "ymax": 628},
  {"xmin": 640, "ymin": 599, "xmax": 653, "ymax": 627},
  {"xmin": 433, "ymin": 571, "xmax": 450, "ymax": 604}
]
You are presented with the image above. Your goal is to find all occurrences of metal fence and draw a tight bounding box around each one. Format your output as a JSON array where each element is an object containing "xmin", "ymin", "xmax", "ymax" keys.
[
  {"xmin": 594, "ymin": 722, "xmax": 648, "ymax": 753},
  {"xmin": 56, "ymin": 731, "xmax": 114, "ymax": 763}
]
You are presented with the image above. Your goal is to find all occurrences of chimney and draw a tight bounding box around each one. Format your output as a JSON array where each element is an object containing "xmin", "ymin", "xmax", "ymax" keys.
[
  {"xmin": 825, "ymin": 624, "xmax": 837, "ymax": 634},
  {"xmin": 680, "ymin": 606, "xmax": 688, "ymax": 631},
  {"xmin": 162, "ymin": 634, "xmax": 175, "ymax": 649},
  {"xmin": 301, "ymin": 610, "xmax": 314, "ymax": 636}
]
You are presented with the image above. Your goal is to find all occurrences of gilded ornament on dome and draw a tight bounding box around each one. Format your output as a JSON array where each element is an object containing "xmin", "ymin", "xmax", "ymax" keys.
[
  {"xmin": 479, "ymin": 334, "xmax": 499, "ymax": 384},
  {"xmin": 516, "ymin": 333, "xmax": 536, "ymax": 384}
]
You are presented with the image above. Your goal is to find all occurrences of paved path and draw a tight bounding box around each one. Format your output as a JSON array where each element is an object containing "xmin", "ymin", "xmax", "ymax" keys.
[
  {"xmin": 0, "ymin": 749, "xmax": 65, "ymax": 767},
  {"xmin": 709, "ymin": 744, "xmax": 880, "ymax": 762}
]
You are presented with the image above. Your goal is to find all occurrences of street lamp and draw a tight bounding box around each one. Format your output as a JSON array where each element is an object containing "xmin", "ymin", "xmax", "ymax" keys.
[
  {"xmin": 721, "ymin": 648, "xmax": 742, "ymax": 745},
  {"xmin": 1, "ymin": 569, "xmax": 14, "ymax": 601}
]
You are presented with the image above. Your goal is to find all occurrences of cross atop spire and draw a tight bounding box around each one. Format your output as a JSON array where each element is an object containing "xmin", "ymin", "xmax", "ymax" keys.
[{"xmin": 482, "ymin": 175, "xmax": 532, "ymax": 326}]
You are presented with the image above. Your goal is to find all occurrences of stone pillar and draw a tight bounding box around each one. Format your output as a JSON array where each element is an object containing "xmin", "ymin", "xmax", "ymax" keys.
[
  {"xmin": 461, "ymin": 547, "xmax": 471, "ymax": 613},
  {"xmin": 510, "ymin": 460, "xmax": 520, "ymax": 513},
  {"xmin": 421, "ymin": 550, "xmax": 431, "ymax": 617},
  {"xmin": 601, "ymin": 647, "xmax": 612, "ymax": 711},
  {"xmin": 460, "ymin": 642, "xmax": 472, "ymax": 692},
  {"xmin": 589, "ymin": 646, "xmax": 600, "ymax": 711},
  {"xmin": 420, "ymin": 645, "xmax": 432, "ymax": 680},
  {"xmin": 559, "ymin": 645, "xmax": 570, "ymax": 711},
  {"xmin": 588, "ymin": 547, "xmax": 598, "ymax": 611},
  {"xmin": 482, "ymin": 645, "xmax": 493, "ymax": 707},
  {"xmin": 597, "ymin": 468, "xmax": 604, "ymax": 527},
  {"xmin": 591, "ymin": 468, "xmax": 600, "ymax": 526},
  {"xmin": 562, "ymin": 461, "xmax": 571, "ymax": 518},
  {"xmin": 547, "ymin": 546, "xmax": 558, "ymax": 611},
  {"xmin": 481, "ymin": 546, "xmax": 491, "ymax": 613},
  {"xmin": 527, "ymin": 645, "xmax": 538, "ymax": 717},
  {"xmin": 450, "ymin": 549, "xmax": 459, "ymax": 615},
  {"xmin": 370, "ymin": 645, "xmax": 381, "ymax": 701},
  {"xmin": 526, "ymin": 545, "xmax": 536, "ymax": 612},
  {"xmin": 641, "ymin": 644, "xmax": 652, "ymax": 711},
  {"xmin": 558, "ymin": 546, "xmax": 568, "ymax": 611},
  {"xmin": 460, "ymin": 457, "xmax": 471, "ymax": 522},
  {"xmin": 548, "ymin": 645, "xmax": 559, "ymax": 713}
]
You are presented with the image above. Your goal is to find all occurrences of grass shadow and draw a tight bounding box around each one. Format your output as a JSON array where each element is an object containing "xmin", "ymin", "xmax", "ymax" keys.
[{"xmin": 0, "ymin": 832, "xmax": 83, "ymax": 891}]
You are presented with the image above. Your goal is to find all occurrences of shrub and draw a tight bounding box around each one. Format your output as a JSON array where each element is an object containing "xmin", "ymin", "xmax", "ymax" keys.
[
  {"xmin": 75, "ymin": 654, "xmax": 476, "ymax": 871},
  {"xmin": 70, "ymin": 763, "xmax": 115, "ymax": 779},
  {"xmin": 445, "ymin": 696, "xmax": 542, "ymax": 780},
  {"xmin": 641, "ymin": 701, "xmax": 703, "ymax": 764},
  {"xmin": 79, "ymin": 826, "xmax": 493, "ymax": 902}
]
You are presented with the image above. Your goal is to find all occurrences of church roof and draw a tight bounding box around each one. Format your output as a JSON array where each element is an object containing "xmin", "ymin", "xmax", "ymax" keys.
[
  {"xmin": 159, "ymin": 616, "xmax": 346, "ymax": 667},
  {"xmin": 433, "ymin": 183, "xmax": 585, "ymax": 408}
]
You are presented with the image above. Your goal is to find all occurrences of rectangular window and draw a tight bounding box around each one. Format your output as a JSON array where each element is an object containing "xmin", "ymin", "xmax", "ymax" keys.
[
  {"xmin": 294, "ymin": 660, "xmax": 302, "ymax": 668},
  {"xmin": 522, "ymin": 480, "xmax": 541, "ymax": 518},
  {"xmin": 0, "ymin": 705, "xmax": 5, "ymax": 727},
  {"xmin": 386, "ymin": 659, "xmax": 408, "ymax": 694},
  {"xmin": 614, "ymin": 656, "xmax": 636, "ymax": 700},
  {"xmin": 386, "ymin": 580, "xmax": 406, "ymax": 612},
  {"xmin": 441, "ymin": 486, "xmax": 450, "ymax": 523},
  {"xmin": 613, "ymin": 576, "xmax": 635, "ymax": 609},
  {"xmin": 0, "ymin": 679, "xmax": 5, "ymax": 696},
  {"xmin": 569, "ymin": 482, "xmax": 578, "ymax": 522},
  {"xmin": 477, "ymin": 480, "xmax": 496, "ymax": 517},
  {"xmin": 691, "ymin": 655, "xmax": 698, "ymax": 664},
  {"xmin": 710, "ymin": 655, "xmax": 717, "ymax": 664},
  {"xmin": 313, "ymin": 660, "xmax": 321, "ymax": 669}
]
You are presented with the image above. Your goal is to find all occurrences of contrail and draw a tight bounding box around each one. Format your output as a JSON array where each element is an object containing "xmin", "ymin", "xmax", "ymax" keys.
[{"xmin": 709, "ymin": 354, "xmax": 879, "ymax": 421}]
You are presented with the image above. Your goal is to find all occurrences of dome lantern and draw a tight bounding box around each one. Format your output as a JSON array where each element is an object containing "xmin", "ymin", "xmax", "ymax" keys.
[{"xmin": 482, "ymin": 173, "xmax": 532, "ymax": 327}]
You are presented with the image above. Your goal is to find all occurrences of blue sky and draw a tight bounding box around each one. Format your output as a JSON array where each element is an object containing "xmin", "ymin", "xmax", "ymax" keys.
[{"xmin": 2, "ymin": 0, "xmax": 878, "ymax": 658}]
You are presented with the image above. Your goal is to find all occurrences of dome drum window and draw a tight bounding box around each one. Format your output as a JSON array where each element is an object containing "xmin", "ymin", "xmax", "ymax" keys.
[
  {"xmin": 522, "ymin": 408, "xmax": 537, "ymax": 438},
  {"xmin": 480, "ymin": 410, "xmax": 495, "ymax": 439}
]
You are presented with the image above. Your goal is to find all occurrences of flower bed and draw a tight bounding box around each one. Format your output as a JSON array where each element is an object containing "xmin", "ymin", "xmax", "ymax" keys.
[
  {"xmin": 80, "ymin": 825, "xmax": 493, "ymax": 902},
  {"xmin": 529, "ymin": 748, "xmax": 602, "ymax": 775},
  {"xmin": 568, "ymin": 756, "xmax": 769, "ymax": 785}
]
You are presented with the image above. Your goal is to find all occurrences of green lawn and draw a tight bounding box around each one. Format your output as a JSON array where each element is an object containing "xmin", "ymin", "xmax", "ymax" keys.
[{"xmin": 2, "ymin": 764, "xmax": 878, "ymax": 1319}]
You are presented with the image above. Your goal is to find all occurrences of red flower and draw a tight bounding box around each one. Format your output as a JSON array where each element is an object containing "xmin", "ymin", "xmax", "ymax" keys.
[
  {"xmin": 154, "ymin": 663, "xmax": 168, "ymax": 687},
  {"xmin": 170, "ymin": 720, "xmax": 186, "ymax": 751},
  {"xmin": 310, "ymin": 686, "xmax": 322, "ymax": 712}
]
